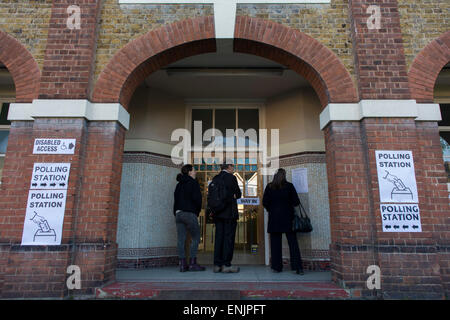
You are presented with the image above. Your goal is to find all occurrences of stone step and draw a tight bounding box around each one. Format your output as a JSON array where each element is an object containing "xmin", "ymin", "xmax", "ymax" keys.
[{"xmin": 95, "ymin": 281, "xmax": 351, "ymax": 300}]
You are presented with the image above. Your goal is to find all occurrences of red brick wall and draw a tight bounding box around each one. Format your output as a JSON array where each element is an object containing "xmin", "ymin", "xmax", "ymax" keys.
[
  {"xmin": 93, "ymin": 16, "xmax": 359, "ymax": 110},
  {"xmin": 415, "ymin": 122, "xmax": 450, "ymax": 295},
  {"xmin": 0, "ymin": 31, "xmax": 40, "ymax": 102},
  {"xmin": 324, "ymin": 121, "xmax": 377, "ymax": 297},
  {"xmin": 324, "ymin": 117, "xmax": 448, "ymax": 299},
  {"xmin": 349, "ymin": 0, "xmax": 411, "ymax": 99},
  {"xmin": 0, "ymin": 119, "xmax": 88, "ymax": 297},
  {"xmin": 234, "ymin": 16, "xmax": 358, "ymax": 108},
  {"xmin": 38, "ymin": 0, "xmax": 102, "ymax": 99},
  {"xmin": 71, "ymin": 122, "xmax": 125, "ymax": 293},
  {"xmin": 92, "ymin": 16, "xmax": 216, "ymax": 109},
  {"xmin": 408, "ymin": 31, "xmax": 450, "ymax": 103},
  {"xmin": 362, "ymin": 118, "xmax": 445, "ymax": 299},
  {"xmin": 0, "ymin": 7, "xmax": 448, "ymax": 298}
]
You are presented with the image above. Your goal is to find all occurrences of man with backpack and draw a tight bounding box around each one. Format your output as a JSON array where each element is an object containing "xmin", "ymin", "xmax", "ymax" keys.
[{"xmin": 207, "ymin": 162, "xmax": 242, "ymax": 273}]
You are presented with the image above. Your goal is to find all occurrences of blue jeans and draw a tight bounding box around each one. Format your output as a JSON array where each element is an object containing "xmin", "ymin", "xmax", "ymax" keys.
[{"xmin": 175, "ymin": 211, "xmax": 200, "ymax": 259}]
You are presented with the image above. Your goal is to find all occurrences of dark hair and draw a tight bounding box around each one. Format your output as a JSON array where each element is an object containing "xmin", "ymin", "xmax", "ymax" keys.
[
  {"xmin": 176, "ymin": 164, "xmax": 194, "ymax": 182},
  {"xmin": 220, "ymin": 163, "xmax": 234, "ymax": 170},
  {"xmin": 270, "ymin": 168, "xmax": 287, "ymax": 190}
]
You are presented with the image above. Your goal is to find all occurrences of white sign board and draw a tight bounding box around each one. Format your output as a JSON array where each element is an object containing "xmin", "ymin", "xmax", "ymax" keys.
[
  {"xmin": 33, "ymin": 138, "xmax": 76, "ymax": 154},
  {"xmin": 21, "ymin": 162, "xmax": 71, "ymax": 245},
  {"xmin": 292, "ymin": 168, "xmax": 308, "ymax": 193},
  {"xmin": 380, "ymin": 204, "xmax": 422, "ymax": 232},
  {"xmin": 375, "ymin": 151, "xmax": 418, "ymax": 203},
  {"xmin": 237, "ymin": 198, "xmax": 260, "ymax": 205},
  {"xmin": 30, "ymin": 163, "xmax": 71, "ymax": 190},
  {"xmin": 21, "ymin": 190, "xmax": 68, "ymax": 245}
]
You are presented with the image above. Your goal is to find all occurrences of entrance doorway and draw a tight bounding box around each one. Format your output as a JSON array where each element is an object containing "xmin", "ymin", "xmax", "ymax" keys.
[
  {"xmin": 189, "ymin": 105, "xmax": 265, "ymax": 265},
  {"xmin": 194, "ymin": 153, "xmax": 265, "ymax": 265},
  {"xmin": 116, "ymin": 43, "xmax": 332, "ymax": 271}
]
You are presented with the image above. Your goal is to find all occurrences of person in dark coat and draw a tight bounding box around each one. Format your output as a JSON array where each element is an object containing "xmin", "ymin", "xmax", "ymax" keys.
[
  {"xmin": 212, "ymin": 163, "xmax": 242, "ymax": 273},
  {"xmin": 263, "ymin": 168, "xmax": 304, "ymax": 274},
  {"xmin": 173, "ymin": 164, "xmax": 205, "ymax": 272}
]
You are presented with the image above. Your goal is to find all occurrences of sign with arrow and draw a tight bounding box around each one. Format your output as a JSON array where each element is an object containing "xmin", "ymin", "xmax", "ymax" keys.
[
  {"xmin": 33, "ymin": 138, "xmax": 76, "ymax": 154},
  {"xmin": 380, "ymin": 204, "xmax": 422, "ymax": 232},
  {"xmin": 22, "ymin": 163, "xmax": 71, "ymax": 245},
  {"xmin": 30, "ymin": 163, "xmax": 71, "ymax": 190}
]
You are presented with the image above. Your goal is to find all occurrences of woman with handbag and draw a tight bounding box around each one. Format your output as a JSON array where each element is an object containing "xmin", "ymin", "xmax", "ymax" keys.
[{"xmin": 263, "ymin": 168, "xmax": 304, "ymax": 275}]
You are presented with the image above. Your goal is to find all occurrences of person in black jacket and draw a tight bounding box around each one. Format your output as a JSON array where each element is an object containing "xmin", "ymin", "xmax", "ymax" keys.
[
  {"xmin": 212, "ymin": 163, "xmax": 242, "ymax": 273},
  {"xmin": 263, "ymin": 168, "xmax": 304, "ymax": 274},
  {"xmin": 173, "ymin": 164, "xmax": 205, "ymax": 272}
]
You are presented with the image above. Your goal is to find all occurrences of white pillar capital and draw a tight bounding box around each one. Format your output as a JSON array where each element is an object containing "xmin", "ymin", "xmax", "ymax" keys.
[
  {"xmin": 7, "ymin": 99, "xmax": 130, "ymax": 130},
  {"xmin": 320, "ymin": 100, "xmax": 442, "ymax": 130}
]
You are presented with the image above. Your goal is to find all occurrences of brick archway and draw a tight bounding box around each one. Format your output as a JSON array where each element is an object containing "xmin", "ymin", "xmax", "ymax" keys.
[
  {"xmin": 0, "ymin": 30, "xmax": 40, "ymax": 102},
  {"xmin": 234, "ymin": 16, "xmax": 358, "ymax": 107},
  {"xmin": 409, "ymin": 31, "xmax": 450, "ymax": 103},
  {"xmin": 92, "ymin": 16, "xmax": 358, "ymax": 109}
]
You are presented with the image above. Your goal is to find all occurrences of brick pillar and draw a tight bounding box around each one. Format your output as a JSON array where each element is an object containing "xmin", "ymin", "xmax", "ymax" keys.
[
  {"xmin": 39, "ymin": 0, "xmax": 102, "ymax": 100},
  {"xmin": 0, "ymin": 0, "xmax": 127, "ymax": 298},
  {"xmin": 73, "ymin": 121, "xmax": 125, "ymax": 292},
  {"xmin": 0, "ymin": 121, "xmax": 34, "ymax": 297},
  {"xmin": 321, "ymin": 0, "xmax": 448, "ymax": 298},
  {"xmin": 348, "ymin": 0, "xmax": 410, "ymax": 100},
  {"xmin": 415, "ymin": 122, "xmax": 450, "ymax": 295},
  {"xmin": 324, "ymin": 121, "xmax": 378, "ymax": 298}
]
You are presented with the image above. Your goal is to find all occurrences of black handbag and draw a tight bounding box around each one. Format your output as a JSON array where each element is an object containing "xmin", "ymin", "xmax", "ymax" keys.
[{"xmin": 292, "ymin": 201, "xmax": 313, "ymax": 233}]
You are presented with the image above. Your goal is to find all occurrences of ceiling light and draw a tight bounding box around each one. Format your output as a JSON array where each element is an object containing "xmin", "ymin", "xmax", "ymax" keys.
[{"xmin": 165, "ymin": 67, "xmax": 284, "ymax": 77}]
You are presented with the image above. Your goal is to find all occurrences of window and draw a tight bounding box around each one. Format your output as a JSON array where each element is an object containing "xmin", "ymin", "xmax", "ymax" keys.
[
  {"xmin": 438, "ymin": 104, "xmax": 450, "ymax": 183},
  {"xmin": 191, "ymin": 109, "xmax": 212, "ymax": 147},
  {"xmin": 238, "ymin": 109, "xmax": 259, "ymax": 148},
  {"xmin": 0, "ymin": 103, "xmax": 11, "ymax": 182},
  {"xmin": 190, "ymin": 106, "xmax": 260, "ymax": 149}
]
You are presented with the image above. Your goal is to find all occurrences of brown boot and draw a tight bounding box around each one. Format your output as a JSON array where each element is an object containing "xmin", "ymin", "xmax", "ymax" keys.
[
  {"xmin": 188, "ymin": 258, "xmax": 206, "ymax": 271},
  {"xmin": 179, "ymin": 258, "xmax": 188, "ymax": 272}
]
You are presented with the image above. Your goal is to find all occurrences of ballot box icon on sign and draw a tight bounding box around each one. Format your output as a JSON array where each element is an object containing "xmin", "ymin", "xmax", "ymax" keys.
[
  {"xmin": 30, "ymin": 211, "xmax": 56, "ymax": 242},
  {"xmin": 383, "ymin": 170, "xmax": 413, "ymax": 201}
]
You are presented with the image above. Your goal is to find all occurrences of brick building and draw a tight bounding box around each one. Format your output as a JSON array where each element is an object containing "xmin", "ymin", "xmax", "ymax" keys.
[{"xmin": 0, "ymin": 0, "xmax": 448, "ymax": 299}]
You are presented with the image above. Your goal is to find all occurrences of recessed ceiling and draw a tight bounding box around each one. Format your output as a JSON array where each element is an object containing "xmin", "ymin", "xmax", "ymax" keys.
[{"xmin": 142, "ymin": 50, "xmax": 311, "ymax": 100}]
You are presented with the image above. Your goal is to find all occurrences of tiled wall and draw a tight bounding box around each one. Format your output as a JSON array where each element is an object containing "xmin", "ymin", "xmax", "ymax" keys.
[
  {"xmin": 117, "ymin": 152, "xmax": 331, "ymax": 269},
  {"xmin": 116, "ymin": 153, "xmax": 180, "ymax": 264},
  {"xmin": 279, "ymin": 153, "xmax": 331, "ymax": 265}
]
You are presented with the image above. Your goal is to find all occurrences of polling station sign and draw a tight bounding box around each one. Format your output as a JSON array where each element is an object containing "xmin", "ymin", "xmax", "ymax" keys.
[
  {"xmin": 21, "ymin": 162, "xmax": 71, "ymax": 245},
  {"xmin": 21, "ymin": 189, "xmax": 68, "ymax": 245},
  {"xmin": 33, "ymin": 138, "xmax": 76, "ymax": 154},
  {"xmin": 375, "ymin": 150, "xmax": 418, "ymax": 203},
  {"xmin": 380, "ymin": 204, "xmax": 422, "ymax": 232},
  {"xmin": 30, "ymin": 163, "xmax": 71, "ymax": 190}
]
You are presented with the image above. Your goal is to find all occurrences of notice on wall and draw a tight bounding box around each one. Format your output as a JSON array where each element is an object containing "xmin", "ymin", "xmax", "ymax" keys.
[
  {"xmin": 21, "ymin": 190, "xmax": 68, "ymax": 245},
  {"xmin": 33, "ymin": 138, "xmax": 76, "ymax": 154},
  {"xmin": 292, "ymin": 168, "xmax": 308, "ymax": 193},
  {"xmin": 30, "ymin": 163, "xmax": 71, "ymax": 190},
  {"xmin": 21, "ymin": 162, "xmax": 70, "ymax": 245},
  {"xmin": 375, "ymin": 150, "xmax": 421, "ymax": 233},
  {"xmin": 380, "ymin": 204, "xmax": 422, "ymax": 232},
  {"xmin": 375, "ymin": 150, "xmax": 418, "ymax": 203},
  {"xmin": 237, "ymin": 198, "xmax": 260, "ymax": 206}
]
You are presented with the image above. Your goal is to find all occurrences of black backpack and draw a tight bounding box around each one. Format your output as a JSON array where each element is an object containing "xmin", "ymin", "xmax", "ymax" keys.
[{"xmin": 207, "ymin": 174, "xmax": 228, "ymax": 215}]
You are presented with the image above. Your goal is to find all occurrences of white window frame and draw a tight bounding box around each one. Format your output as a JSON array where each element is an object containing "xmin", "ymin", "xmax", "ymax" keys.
[
  {"xmin": 0, "ymin": 99, "xmax": 13, "ymax": 184},
  {"xmin": 185, "ymin": 100, "xmax": 266, "ymax": 152}
]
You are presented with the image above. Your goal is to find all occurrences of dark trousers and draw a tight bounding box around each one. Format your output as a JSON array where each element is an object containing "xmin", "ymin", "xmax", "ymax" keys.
[
  {"xmin": 270, "ymin": 231, "xmax": 303, "ymax": 272},
  {"xmin": 175, "ymin": 211, "xmax": 200, "ymax": 259},
  {"xmin": 213, "ymin": 219, "xmax": 237, "ymax": 267}
]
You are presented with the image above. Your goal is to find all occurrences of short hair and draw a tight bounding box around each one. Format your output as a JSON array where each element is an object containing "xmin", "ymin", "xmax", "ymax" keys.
[{"xmin": 220, "ymin": 163, "xmax": 234, "ymax": 170}]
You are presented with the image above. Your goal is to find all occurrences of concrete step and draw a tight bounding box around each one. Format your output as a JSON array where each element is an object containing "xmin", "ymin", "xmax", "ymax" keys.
[{"xmin": 95, "ymin": 281, "xmax": 351, "ymax": 300}]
